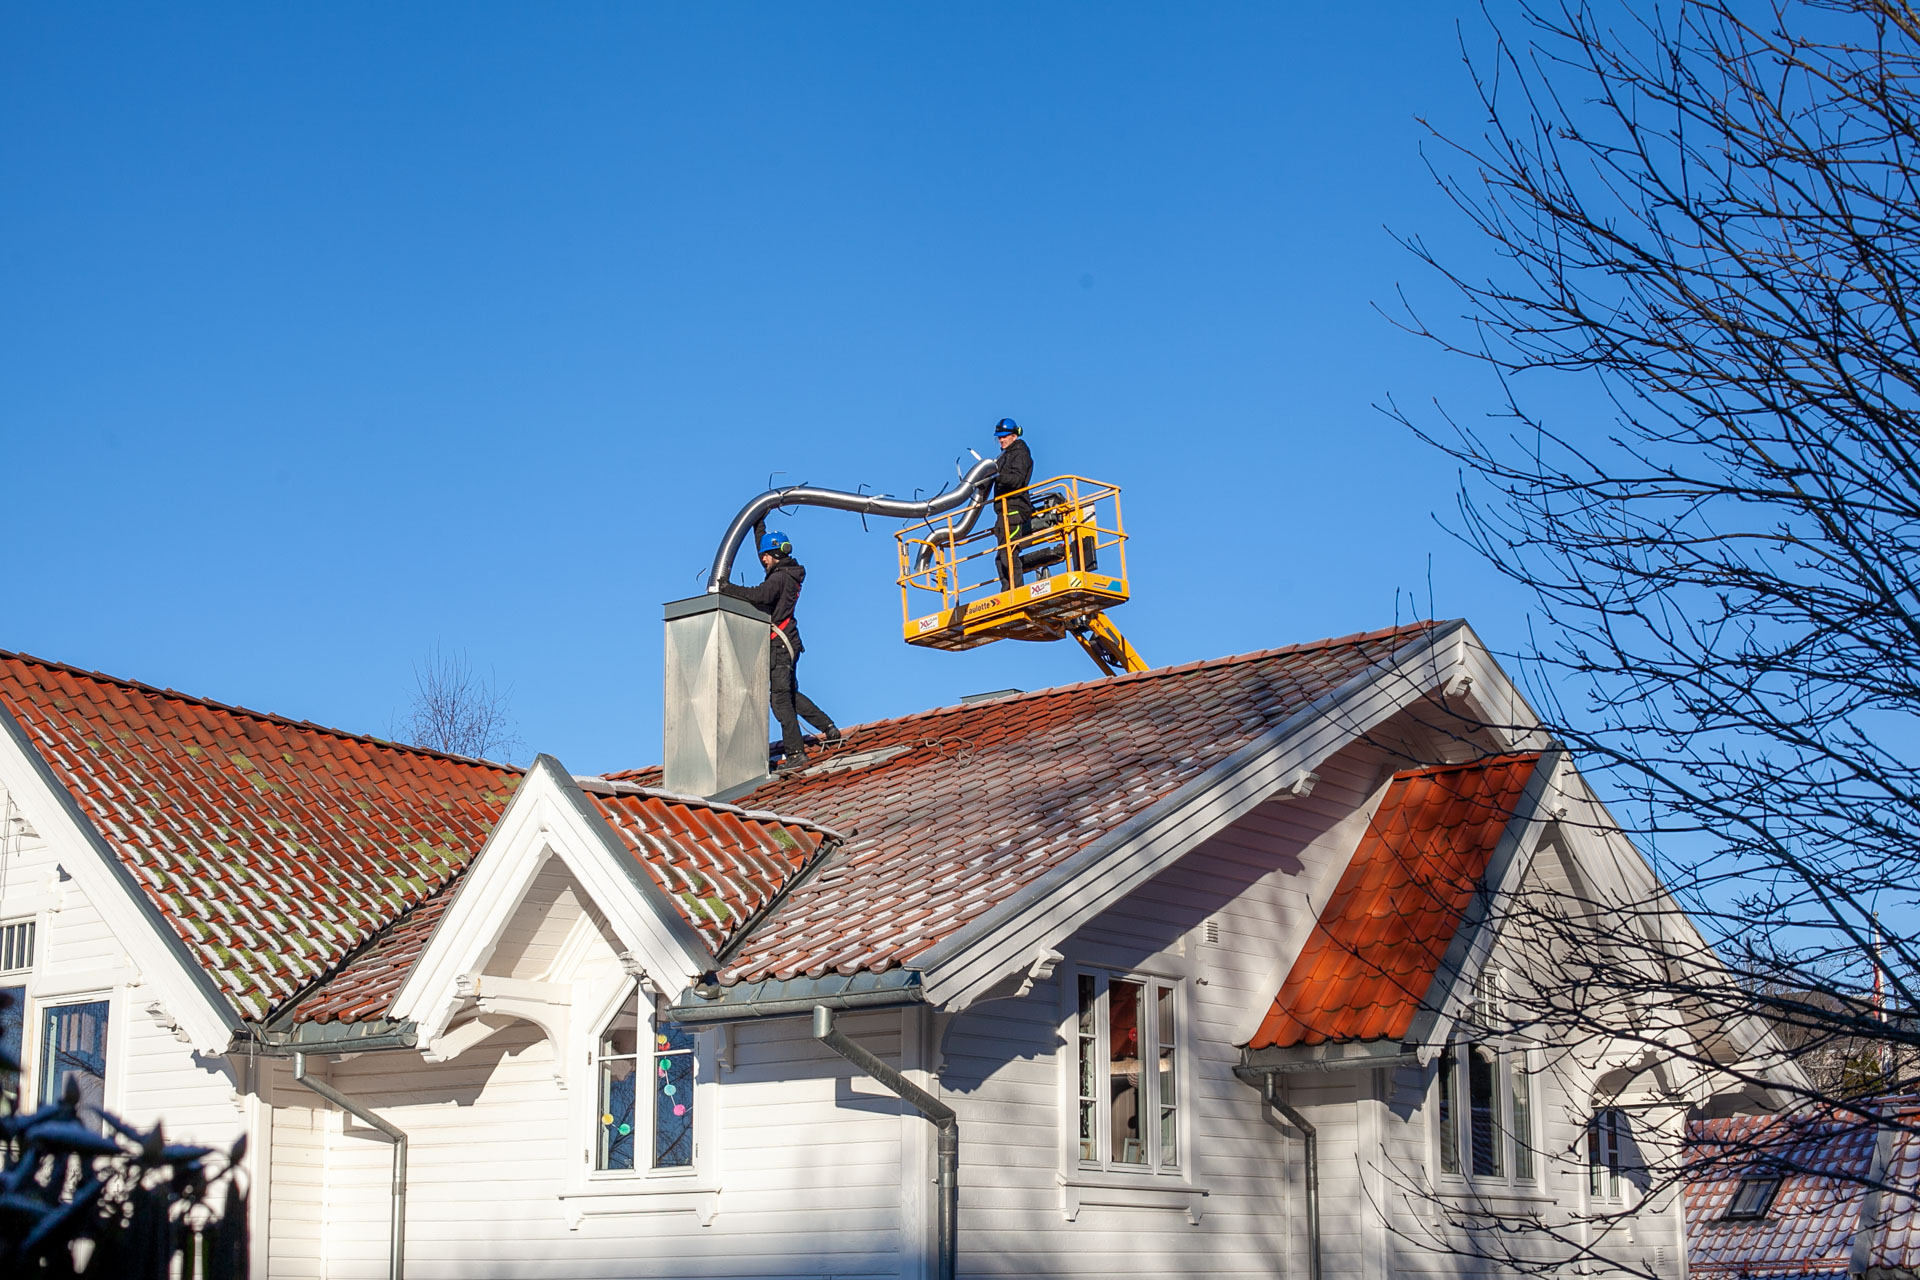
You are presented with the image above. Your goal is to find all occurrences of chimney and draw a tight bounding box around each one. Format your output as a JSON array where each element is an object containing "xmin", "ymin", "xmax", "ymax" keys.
[{"xmin": 663, "ymin": 594, "xmax": 770, "ymax": 797}]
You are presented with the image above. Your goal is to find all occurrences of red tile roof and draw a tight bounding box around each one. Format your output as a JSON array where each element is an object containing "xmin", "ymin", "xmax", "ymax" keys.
[
  {"xmin": 587, "ymin": 785, "xmax": 836, "ymax": 955},
  {"xmin": 610, "ymin": 622, "xmax": 1447, "ymax": 986},
  {"xmin": 2, "ymin": 620, "xmax": 1444, "ymax": 1028},
  {"xmin": 290, "ymin": 782, "xmax": 838, "ymax": 1025},
  {"xmin": 0, "ymin": 650, "xmax": 522, "ymax": 1022},
  {"xmin": 1686, "ymin": 1098, "xmax": 1920, "ymax": 1279},
  {"xmin": 1246, "ymin": 752, "xmax": 1541, "ymax": 1050}
]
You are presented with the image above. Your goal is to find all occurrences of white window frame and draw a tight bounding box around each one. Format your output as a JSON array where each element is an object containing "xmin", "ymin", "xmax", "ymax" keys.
[
  {"xmin": 1587, "ymin": 1105, "xmax": 1632, "ymax": 1205},
  {"xmin": 1432, "ymin": 1038, "xmax": 1539, "ymax": 1189},
  {"xmin": 560, "ymin": 977, "xmax": 719, "ymax": 1227},
  {"xmin": 581, "ymin": 980, "xmax": 708, "ymax": 1182},
  {"xmin": 0, "ymin": 915, "xmax": 36, "ymax": 1111},
  {"xmin": 1065, "ymin": 965, "xmax": 1186, "ymax": 1178}
]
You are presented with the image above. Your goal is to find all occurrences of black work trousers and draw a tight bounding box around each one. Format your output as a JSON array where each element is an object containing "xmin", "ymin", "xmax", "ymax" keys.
[
  {"xmin": 994, "ymin": 499, "xmax": 1033, "ymax": 590},
  {"xmin": 770, "ymin": 640, "xmax": 836, "ymax": 759}
]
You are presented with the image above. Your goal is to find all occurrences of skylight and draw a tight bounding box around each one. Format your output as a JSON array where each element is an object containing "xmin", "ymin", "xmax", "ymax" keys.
[{"xmin": 1725, "ymin": 1173, "xmax": 1782, "ymax": 1220}]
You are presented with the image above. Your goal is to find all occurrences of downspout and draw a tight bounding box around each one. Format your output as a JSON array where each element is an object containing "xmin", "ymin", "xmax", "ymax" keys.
[
  {"xmin": 813, "ymin": 1006, "xmax": 958, "ymax": 1280},
  {"xmin": 1266, "ymin": 1071, "xmax": 1321, "ymax": 1280},
  {"xmin": 293, "ymin": 1053, "xmax": 408, "ymax": 1280}
]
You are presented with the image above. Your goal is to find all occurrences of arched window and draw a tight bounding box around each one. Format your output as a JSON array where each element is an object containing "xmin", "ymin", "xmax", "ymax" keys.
[{"xmin": 595, "ymin": 985, "xmax": 695, "ymax": 1172}]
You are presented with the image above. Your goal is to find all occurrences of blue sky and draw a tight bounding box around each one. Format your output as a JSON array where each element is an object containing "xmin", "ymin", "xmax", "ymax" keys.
[{"xmin": 1, "ymin": 3, "xmax": 1541, "ymax": 773}]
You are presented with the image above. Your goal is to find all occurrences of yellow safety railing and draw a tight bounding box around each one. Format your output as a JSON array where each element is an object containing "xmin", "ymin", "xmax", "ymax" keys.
[{"xmin": 895, "ymin": 476, "xmax": 1133, "ymax": 657}]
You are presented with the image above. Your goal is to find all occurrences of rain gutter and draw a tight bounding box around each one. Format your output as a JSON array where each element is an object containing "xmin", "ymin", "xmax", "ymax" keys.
[{"xmin": 667, "ymin": 969, "xmax": 925, "ymax": 1025}]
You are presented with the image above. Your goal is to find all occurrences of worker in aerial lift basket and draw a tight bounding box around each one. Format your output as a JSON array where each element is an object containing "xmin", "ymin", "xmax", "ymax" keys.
[
  {"xmin": 992, "ymin": 417, "xmax": 1034, "ymax": 590},
  {"xmin": 720, "ymin": 529, "xmax": 842, "ymax": 771}
]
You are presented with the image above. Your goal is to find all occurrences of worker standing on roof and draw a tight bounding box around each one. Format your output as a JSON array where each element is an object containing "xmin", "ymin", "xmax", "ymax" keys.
[
  {"xmin": 992, "ymin": 418, "xmax": 1033, "ymax": 590},
  {"xmin": 720, "ymin": 530, "xmax": 842, "ymax": 772}
]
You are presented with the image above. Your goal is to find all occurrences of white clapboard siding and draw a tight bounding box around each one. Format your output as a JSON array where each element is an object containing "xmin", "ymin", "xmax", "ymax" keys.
[
  {"xmin": 935, "ymin": 735, "xmax": 1414, "ymax": 1280},
  {"xmin": 271, "ymin": 982, "xmax": 913, "ymax": 1277}
]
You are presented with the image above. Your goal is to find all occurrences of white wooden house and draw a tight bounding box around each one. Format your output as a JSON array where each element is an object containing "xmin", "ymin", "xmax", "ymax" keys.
[{"xmin": 0, "ymin": 615, "xmax": 1790, "ymax": 1278}]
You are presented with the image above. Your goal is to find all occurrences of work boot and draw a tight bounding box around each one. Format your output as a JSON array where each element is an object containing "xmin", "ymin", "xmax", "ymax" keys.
[
  {"xmin": 820, "ymin": 725, "xmax": 843, "ymax": 749},
  {"xmin": 775, "ymin": 749, "xmax": 810, "ymax": 774}
]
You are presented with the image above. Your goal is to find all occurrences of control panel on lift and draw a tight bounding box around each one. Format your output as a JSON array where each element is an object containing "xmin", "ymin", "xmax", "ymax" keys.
[{"xmin": 895, "ymin": 476, "xmax": 1147, "ymax": 675}]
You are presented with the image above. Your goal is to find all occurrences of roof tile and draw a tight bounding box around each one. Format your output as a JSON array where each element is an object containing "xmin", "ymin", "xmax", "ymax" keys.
[{"xmin": 1246, "ymin": 752, "xmax": 1541, "ymax": 1050}]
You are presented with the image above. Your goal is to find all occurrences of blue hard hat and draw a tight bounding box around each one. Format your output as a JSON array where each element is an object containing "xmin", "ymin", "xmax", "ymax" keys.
[
  {"xmin": 994, "ymin": 417, "xmax": 1020, "ymax": 436},
  {"xmin": 759, "ymin": 530, "xmax": 793, "ymax": 556}
]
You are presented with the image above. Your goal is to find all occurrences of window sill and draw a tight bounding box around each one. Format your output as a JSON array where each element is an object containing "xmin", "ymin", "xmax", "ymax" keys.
[
  {"xmin": 1057, "ymin": 1170, "xmax": 1207, "ymax": 1224},
  {"xmin": 559, "ymin": 1179, "xmax": 720, "ymax": 1229},
  {"xmin": 1431, "ymin": 1181, "xmax": 1554, "ymax": 1207}
]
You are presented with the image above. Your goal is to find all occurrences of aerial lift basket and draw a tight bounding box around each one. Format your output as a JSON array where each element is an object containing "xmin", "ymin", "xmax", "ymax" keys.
[{"xmin": 896, "ymin": 476, "xmax": 1146, "ymax": 675}]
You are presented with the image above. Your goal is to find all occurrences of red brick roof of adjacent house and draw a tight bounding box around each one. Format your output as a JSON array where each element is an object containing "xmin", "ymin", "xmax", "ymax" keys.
[
  {"xmin": 1686, "ymin": 1098, "xmax": 1920, "ymax": 1279},
  {"xmin": 609, "ymin": 622, "xmax": 1447, "ymax": 986},
  {"xmin": 0, "ymin": 650, "xmax": 523, "ymax": 1022},
  {"xmin": 1246, "ymin": 752, "xmax": 1541, "ymax": 1051},
  {"xmin": 290, "ymin": 783, "xmax": 837, "ymax": 1025}
]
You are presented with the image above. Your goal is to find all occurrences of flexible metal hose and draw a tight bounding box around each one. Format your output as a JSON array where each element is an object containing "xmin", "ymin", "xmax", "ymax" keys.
[{"xmin": 706, "ymin": 455, "xmax": 1002, "ymax": 589}]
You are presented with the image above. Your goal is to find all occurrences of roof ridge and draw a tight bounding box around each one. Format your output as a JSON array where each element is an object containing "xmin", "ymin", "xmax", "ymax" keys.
[
  {"xmin": 602, "ymin": 619, "xmax": 1452, "ymax": 780},
  {"xmin": 0, "ymin": 647, "xmax": 523, "ymax": 775},
  {"xmin": 1393, "ymin": 750, "xmax": 1543, "ymax": 780},
  {"xmin": 578, "ymin": 776, "xmax": 849, "ymax": 842}
]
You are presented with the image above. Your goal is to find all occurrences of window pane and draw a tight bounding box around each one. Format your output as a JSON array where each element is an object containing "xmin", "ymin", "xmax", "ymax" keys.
[
  {"xmin": 1607, "ymin": 1110, "xmax": 1623, "ymax": 1199},
  {"xmin": 1469, "ymin": 1044, "xmax": 1502, "ymax": 1176},
  {"xmin": 1510, "ymin": 1052, "xmax": 1534, "ymax": 1179},
  {"xmin": 1108, "ymin": 979, "xmax": 1144, "ymax": 1165},
  {"xmin": 0, "ymin": 921, "xmax": 32, "ymax": 974},
  {"xmin": 597, "ymin": 990, "xmax": 641, "ymax": 1171},
  {"xmin": 1588, "ymin": 1114, "xmax": 1603, "ymax": 1196},
  {"xmin": 653, "ymin": 1023, "xmax": 695, "ymax": 1168},
  {"xmin": 1077, "ymin": 974, "xmax": 1098, "ymax": 1161},
  {"xmin": 40, "ymin": 1001, "xmax": 109, "ymax": 1125},
  {"xmin": 600, "ymin": 1055, "xmax": 637, "ymax": 1170},
  {"xmin": 0, "ymin": 985, "xmax": 22, "ymax": 1111},
  {"xmin": 1589, "ymin": 1107, "xmax": 1623, "ymax": 1199},
  {"xmin": 1438, "ymin": 1044, "xmax": 1460, "ymax": 1173},
  {"xmin": 1156, "ymin": 984, "xmax": 1177, "ymax": 1168}
]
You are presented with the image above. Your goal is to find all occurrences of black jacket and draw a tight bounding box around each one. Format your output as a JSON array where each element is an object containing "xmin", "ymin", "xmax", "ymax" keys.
[
  {"xmin": 993, "ymin": 438, "xmax": 1034, "ymax": 504},
  {"xmin": 720, "ymin": 556, "xmax": 807, "ymax": 654}
]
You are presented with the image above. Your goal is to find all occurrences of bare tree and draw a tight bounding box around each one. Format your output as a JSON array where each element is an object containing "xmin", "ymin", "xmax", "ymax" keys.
[
  {"xmin": 401, "ymin": 647, "xmax": 521, "ymax": 762},
  {"xmin": 1378, "ymin": 0, "xmax": 1920, "ymax": 1269}
]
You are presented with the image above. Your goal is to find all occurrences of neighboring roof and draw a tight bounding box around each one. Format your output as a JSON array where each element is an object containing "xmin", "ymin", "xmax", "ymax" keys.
[
  {"xmin": 1247, "ymin": 752, "xmax": 1542, "ymax": 1050},
  {"xmin": 610, "ymin": 621, "xmax": 1447, "ymax": 986},
  {"xmin": 289, "ymin": 781, "xmax": 838, "ymax": 1025},
  {"xmin": 1687, "ymin": 1098, "xmax": 1920, "ymax": 1280}
]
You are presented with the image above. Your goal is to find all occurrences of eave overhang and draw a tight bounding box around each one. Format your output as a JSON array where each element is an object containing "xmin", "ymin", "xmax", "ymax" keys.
[{"xmin": 666, "ymin": 968, "xmax": 924, "ymax": 1024}]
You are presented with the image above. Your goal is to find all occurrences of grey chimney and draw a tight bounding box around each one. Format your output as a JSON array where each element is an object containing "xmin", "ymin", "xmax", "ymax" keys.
[{"xmin": 662, "ymin": 594, "xmax": 770, "ymax": 797}]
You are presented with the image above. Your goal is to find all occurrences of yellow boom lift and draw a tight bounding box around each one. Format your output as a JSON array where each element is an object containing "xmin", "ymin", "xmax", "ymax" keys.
[
  {"xmin": 895, "ymin": 475, "xmax": 1146, "ymax": 675},
  {"xmin": 707, "ymin": 458, "xmax": 1147, "ymax": 677}
]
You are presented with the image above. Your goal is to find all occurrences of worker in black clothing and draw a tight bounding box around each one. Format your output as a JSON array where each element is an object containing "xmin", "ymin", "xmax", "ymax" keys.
[
  {"xmin": 719, "ymin": 529, "xmax": 841, "ymax": 770},
  {"xmin": 992, "ymin": 417, "xmax": 1034, "ymax": 590}
]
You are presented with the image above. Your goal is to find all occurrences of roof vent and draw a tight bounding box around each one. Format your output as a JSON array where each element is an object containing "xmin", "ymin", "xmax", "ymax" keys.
[
  {"xmin": 959, "ymin": 688, "xmax": 1023, "ymax": 705},
  {"xmin": 1203, "ymin": 918, "xmax": 1222, "ymax": 946}
]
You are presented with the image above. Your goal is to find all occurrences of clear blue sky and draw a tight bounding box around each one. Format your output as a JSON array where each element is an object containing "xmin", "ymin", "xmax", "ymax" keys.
[{"xmin": 1, "ymin": 3, "xmax": 1543, "ymax": 774}]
